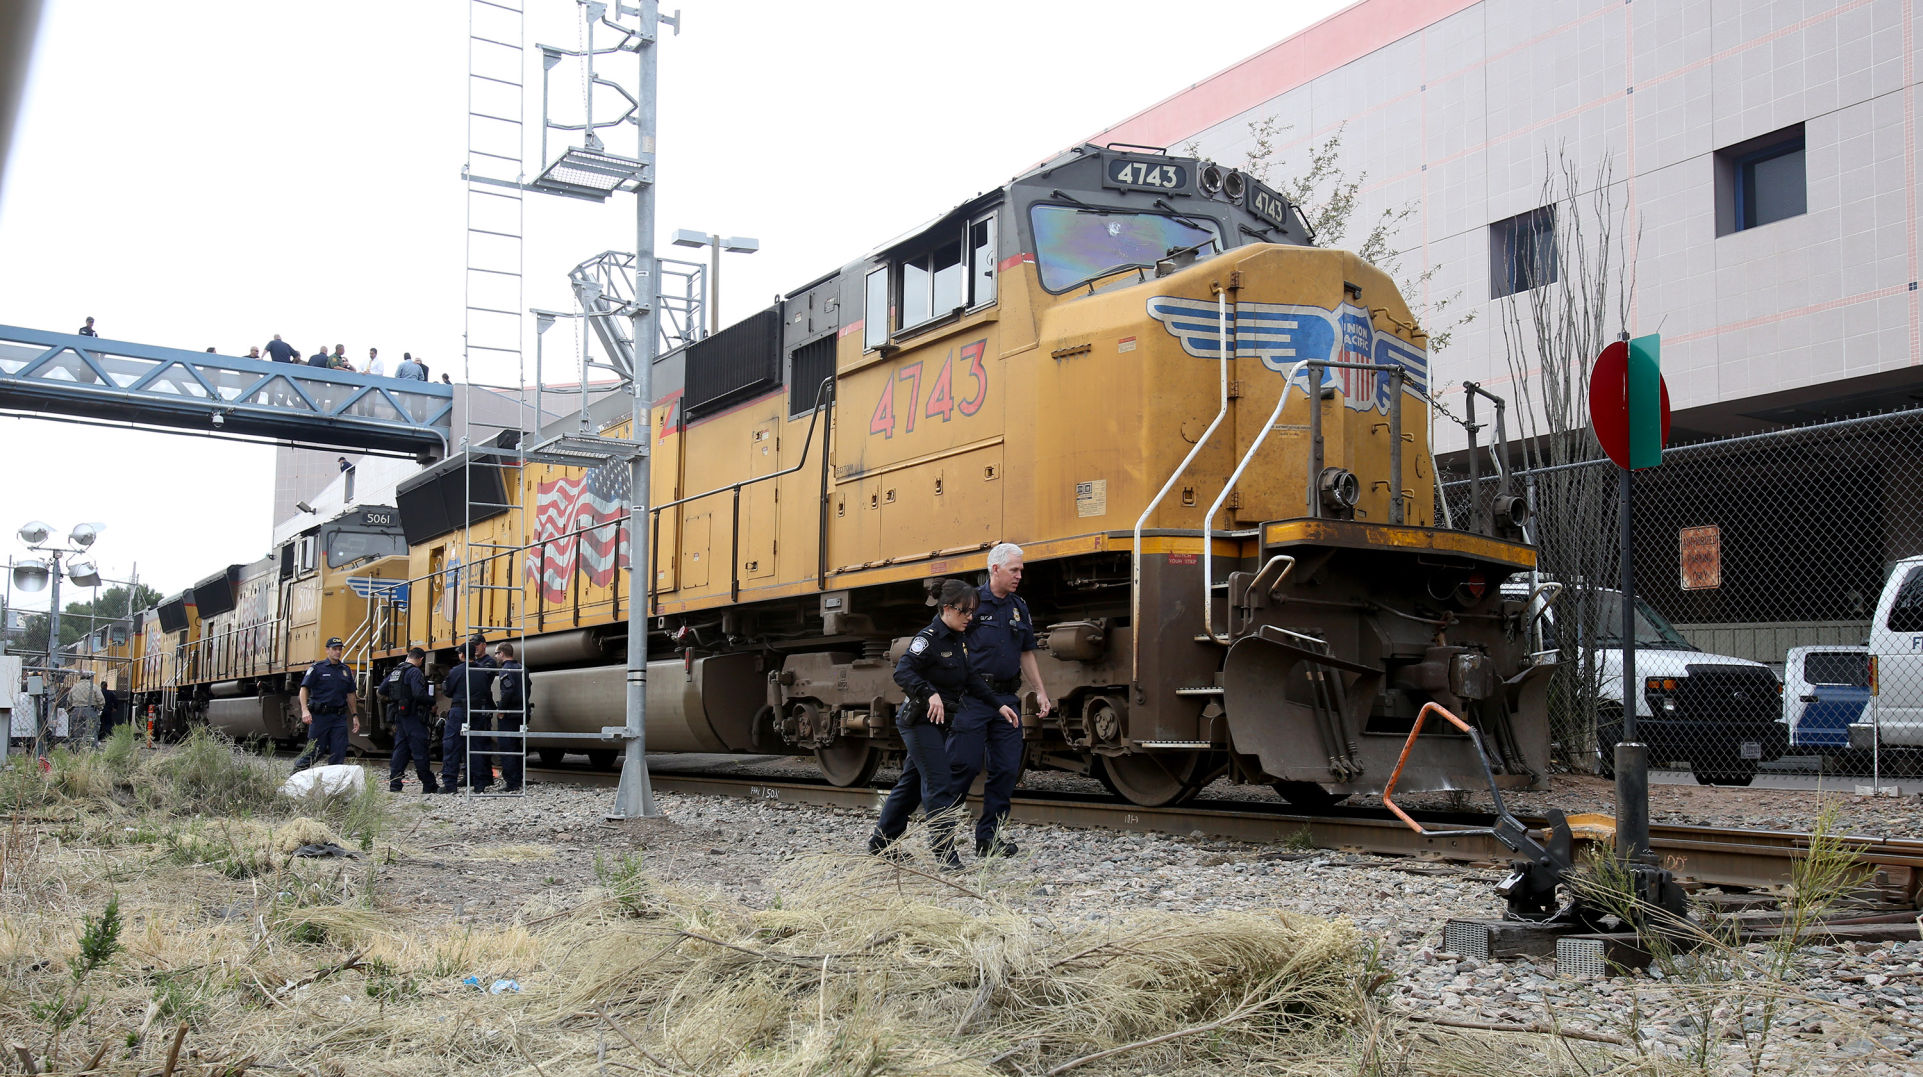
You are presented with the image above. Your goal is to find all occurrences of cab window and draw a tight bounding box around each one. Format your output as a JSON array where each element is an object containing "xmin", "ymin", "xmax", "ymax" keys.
[
  {"xmin": 863, "ymin": 211, "xmax": 998, "ymax": 349},
  {"xmin": 1029, "ymin": 204, "xmax": 1218, "ymax": 293}
]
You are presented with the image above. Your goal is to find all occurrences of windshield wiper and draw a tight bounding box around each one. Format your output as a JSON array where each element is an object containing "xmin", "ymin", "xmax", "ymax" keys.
[
  {"xmin": 1065, "ymin": 262, "xmax": 1153, "ymax": 294},
  {"xmin": 1051, "ymin": 189, "xmax": 1103, "ymax": 212}
]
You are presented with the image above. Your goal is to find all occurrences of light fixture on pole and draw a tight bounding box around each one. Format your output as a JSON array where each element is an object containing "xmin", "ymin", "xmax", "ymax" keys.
[
  {"xmin": 12, "ymin": 521, "xmax": 110, "ymax": 760},
  {"xmin": 670, "ymin": 229, "xmax": 760, "ymax": 337}
]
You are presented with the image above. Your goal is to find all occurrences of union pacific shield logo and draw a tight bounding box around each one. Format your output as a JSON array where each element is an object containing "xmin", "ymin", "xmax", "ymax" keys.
[{"xmin": 1145, "ymin": 295, "xmax": 1427, "ymax": 413}]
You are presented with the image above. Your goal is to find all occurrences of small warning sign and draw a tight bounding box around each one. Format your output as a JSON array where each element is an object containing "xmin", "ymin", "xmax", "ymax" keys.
[
  {"xmin": 1076, "ymin": 479, "xmax": 1108, "ymax": 518},
  {"xmin": 1679, "ymin": 525, "xmax": 1721, "ymax": 590}
]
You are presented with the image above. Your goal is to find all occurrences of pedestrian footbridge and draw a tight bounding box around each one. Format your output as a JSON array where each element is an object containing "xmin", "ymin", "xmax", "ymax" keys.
[{"xmin": 0, "ymin": 326, "xmax": 454, "ymax": 459}]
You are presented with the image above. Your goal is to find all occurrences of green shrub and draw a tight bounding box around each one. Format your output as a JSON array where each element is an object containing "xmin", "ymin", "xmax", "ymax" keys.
[{"xmin": 151, "ymin": 727, "xmax": 281, "ymax": 816}]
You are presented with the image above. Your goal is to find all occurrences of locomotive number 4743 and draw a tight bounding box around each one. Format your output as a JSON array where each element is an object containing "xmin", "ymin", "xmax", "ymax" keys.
[{"xmin": 870, "ymin": 339, "xmax": 988, "ymax": 439}]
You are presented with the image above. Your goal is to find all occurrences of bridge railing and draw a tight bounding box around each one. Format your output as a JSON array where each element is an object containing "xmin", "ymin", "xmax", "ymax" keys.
[{"xmin": 0, "ymin": 326, "xmax": 453, "ymax": 458}]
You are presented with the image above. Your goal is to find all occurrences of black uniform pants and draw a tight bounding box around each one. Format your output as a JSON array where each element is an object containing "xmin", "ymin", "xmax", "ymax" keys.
[{"xmin": 388, "ymin": 711, "xmax": 434, "ymax": 787}]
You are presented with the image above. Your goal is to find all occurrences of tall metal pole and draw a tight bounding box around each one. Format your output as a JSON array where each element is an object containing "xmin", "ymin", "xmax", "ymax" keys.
[
  {"xmin": 1615, "ymin": 446, "xmax": 1650, "ymax": 862},
  {"xmin": 611, "ymin": 0, "xmax": 661, "ymax": 819},
  {"xmin": 708, "ymin": 236, "xmax": 720, "ymax": 338},
  {"xmin": 38, "ymin": 551, "xmax": 61, "ymax": 760}
]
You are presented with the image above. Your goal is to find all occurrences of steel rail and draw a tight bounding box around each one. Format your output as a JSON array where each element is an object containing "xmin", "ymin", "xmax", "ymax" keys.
[{"xmin": 516, "ymin": 766, "xmax": 1923, "ymax": 901}]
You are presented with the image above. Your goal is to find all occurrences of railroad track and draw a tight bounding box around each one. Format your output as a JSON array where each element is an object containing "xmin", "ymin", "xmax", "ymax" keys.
[{"xmin": 527, "ymin": 765, "xmax": 1923, "ymax": 905}]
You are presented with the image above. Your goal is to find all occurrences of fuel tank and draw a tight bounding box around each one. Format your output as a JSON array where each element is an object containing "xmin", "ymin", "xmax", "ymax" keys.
[
  {"xmin": 206, "ymin": 695, "xmax": 301, "ymax": 741},
  {"xmin": 526, "ymin": 652, "xmax": 766, "ymax": 753}
]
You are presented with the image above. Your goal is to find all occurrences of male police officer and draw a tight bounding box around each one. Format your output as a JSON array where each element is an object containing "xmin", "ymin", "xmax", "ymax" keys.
[
  {"xmin": 297, "ymin": 636, "xmax": 360, "ymax": 769},
  {"xmin": 491, "ymin": 642, "xmax": 527, "ymax": 793},
  {"xmin": 439, "ymin": 636, "xmax": 496, "ymax": 793},
  {"xmin": 946, "ymin": 542, "xmax": 1053, "ymax": 858},
  {"xmin": 386, "ymin": 646, "xmax": 436, "ymax": 793}
]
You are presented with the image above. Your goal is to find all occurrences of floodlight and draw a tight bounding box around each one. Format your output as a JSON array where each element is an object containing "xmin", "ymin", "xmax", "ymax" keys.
[
  {"xmin": 68, "ymin": 522, "xmax": 101, "ymax": 548},
  {"xmin": 671, "ymin": 229, "xmax": 708, "ymax": 248},
  {"xmin": 66, "ymin": 560, "xmax": 100, "ymax": 587},
  {"xmin": 296, "ymin": 501, "xmax": 317, "ymax": 514},
  {"xmin": 17, "ymin": 520, "xmax": 50, "ymax": 545},
  {"xmin": 11, "ymin": 558, "xmax": 49, "ymax": 592},
  {"xmin": 721, "ymin": 237, "xmax": 760, "ymax": 254}
]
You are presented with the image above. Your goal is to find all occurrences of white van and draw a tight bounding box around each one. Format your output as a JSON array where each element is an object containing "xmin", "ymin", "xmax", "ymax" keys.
[
  {"xmin": 1862, "ymin": 555, "xmax": 1923, "ymax": 747},
  {"xmin": 1510, "ymin": 580, "xmax": 1785, "ymax": 785}
]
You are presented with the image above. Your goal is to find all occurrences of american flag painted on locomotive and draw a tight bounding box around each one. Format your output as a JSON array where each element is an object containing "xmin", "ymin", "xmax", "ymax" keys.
[
  {"xmin": 1144, "ymin": 297, "xmax": 1428, "ymax": 413},
  {"xmin": 527, "ymin": 461, "xmax": 631, "ymax": 602},
  {"xmin": 347, "ymin": 577, "xmax": 410, "ymax": 609}
]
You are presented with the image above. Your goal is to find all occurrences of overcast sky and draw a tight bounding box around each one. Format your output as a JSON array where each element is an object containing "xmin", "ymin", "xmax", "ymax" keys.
[{"xmin": 0, "ymin": 0, "xmax": 1351, "ymax": 610}]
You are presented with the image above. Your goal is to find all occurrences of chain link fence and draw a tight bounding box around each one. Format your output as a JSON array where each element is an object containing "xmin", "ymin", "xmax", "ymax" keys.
[{"xmin": 1442, "ymin": 407, "xmax": 1923, "ymax": 787}]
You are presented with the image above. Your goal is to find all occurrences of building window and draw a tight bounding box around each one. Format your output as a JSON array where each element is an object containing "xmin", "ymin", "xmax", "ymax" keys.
[
  {"xmin": 1489, "ymin": 205, "xmax": 1558, "ymax": 298},
  {"xmin": 1716, "ymin": 124, "xmax": 1805, "ymax": 235}
]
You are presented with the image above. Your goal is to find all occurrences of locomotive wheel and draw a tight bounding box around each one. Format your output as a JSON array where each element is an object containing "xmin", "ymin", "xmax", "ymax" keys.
[
  {"xmin": 816, "ymin": 739, "xmax": 882, "ymax": 787},
  {"xmin": 1097, "ymin": 752, "xmax": 1209, "ymax": 807},
  {"xmin": 586, "ymin": 749, "xmax": 619, "ymax": 771},
  {"xmin": 536, "ymin": 748, "xmax": 566, "ymax": 768},
  {"xmin": 1271, "ymin": 781, "xmax": 1351, "ymax": 809}
]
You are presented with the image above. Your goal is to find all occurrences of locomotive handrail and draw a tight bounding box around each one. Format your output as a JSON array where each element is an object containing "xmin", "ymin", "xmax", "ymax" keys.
[
  {"xmin": 1132, "ymin": 285, "xmax": 1233, "ymax": 683},
  {"xmin": 1204, "ymin": 357, "xmax": 1410, "ymax": 645},
  {"xmin": 647, "ymin": 377, "xmax": 833, "ymax": 608}
]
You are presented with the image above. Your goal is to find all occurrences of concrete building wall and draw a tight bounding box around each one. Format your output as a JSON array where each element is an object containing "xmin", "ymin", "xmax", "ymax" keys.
[{"xmin": 1087, "ymin": 0, "xmax": 1922, "ymax": 450}]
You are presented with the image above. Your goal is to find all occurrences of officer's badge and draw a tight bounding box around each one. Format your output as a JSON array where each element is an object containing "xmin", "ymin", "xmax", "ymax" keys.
[
  {"xmin": 1013, "ymin": 608, "xmax": 1022, "ymax": 622},
  {"xmin": 939, "ymin": 650, "xmax": 953, "ymax": 658},
  {"xmin": 908, "ymin": 636, "xmax": 929, "ymax": 655}
]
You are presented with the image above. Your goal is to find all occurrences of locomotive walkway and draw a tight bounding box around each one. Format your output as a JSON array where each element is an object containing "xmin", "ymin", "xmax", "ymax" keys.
[{"xmin": 0, "ymin": 325, "xmax": 454, "ymax": 459}]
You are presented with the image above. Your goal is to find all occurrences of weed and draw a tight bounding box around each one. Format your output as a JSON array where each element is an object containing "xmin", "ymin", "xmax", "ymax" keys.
[
  {"xmin": 153, "ymin": 727, "xmax": 281, "ymax": 816},
  {"xmin": 27, "ymin": 892, "xmax": 124, "ymax": 1065},
  {"xmin": 99, "ymin": 722, "xmax": 139, "ymax": 778},
  {"xmin": 150, "ymin": 970, "xmax": 209, "ymax": 1026},
  {"xmin": 593, "ymin": 851, "xmax": 656, "ymax": 917},
  {"xmin": 1281, "ymin": 827, "xmax": 1318, "ymax": 852},
  {"xmin": 361, "ymin": 957, "xmax": 422, "ymax": 1009}
]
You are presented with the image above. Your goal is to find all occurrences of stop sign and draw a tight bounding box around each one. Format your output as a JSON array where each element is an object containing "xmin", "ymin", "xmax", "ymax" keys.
[{"xmin": 1589, "ymin": 338, "xmax": 1670, "ymax": 470}]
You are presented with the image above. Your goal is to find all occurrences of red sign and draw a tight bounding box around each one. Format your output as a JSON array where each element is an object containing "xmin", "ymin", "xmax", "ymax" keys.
[{"xmin": 1589, "ymin": 339, "xmax": 1671, "ymax": 470}]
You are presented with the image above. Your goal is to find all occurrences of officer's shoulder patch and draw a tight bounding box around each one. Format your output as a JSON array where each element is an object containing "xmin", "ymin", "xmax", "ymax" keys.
[{"xmin": 908, "ymin": 636, "xmax": 929, "ymax": 655}]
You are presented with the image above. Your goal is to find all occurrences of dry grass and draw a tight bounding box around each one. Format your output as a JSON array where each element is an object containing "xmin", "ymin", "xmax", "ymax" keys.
[{"xmin": 0, "ymin": 744, "xmax": 1866, "ymax": 1076}]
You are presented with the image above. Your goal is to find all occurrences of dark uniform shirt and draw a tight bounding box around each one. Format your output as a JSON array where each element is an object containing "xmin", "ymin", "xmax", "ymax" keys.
[
  {"xmin": 302, "ymin": 657, "xmax": 356, "ymax": 712},
  {"xmin": 265, "ymin": 339, "xmax": 297, "ymax": 363},
  {"xmin": 965, "ymin": 584, "xmax": 1037, "ymax": 688},
  {"xmin": 445, "ymin": 655, "xmax": 497, "ymax": 711},
  {"xmin": 894, "ymin": 616, "xmax": 999, "ymax": 726},
  {"xmin": 495, "ymin": 660, "xmax": 524, "ymax": 712},
  {"xmin": 307, "ymin": 350, "xmax": 331, "ymax": 367}
]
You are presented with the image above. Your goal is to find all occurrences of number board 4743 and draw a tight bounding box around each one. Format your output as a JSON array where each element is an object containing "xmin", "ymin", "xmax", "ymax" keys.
[
  {"xmin": 870, "ymin": 339, "xmax": 989, "ymax": 440},
  {"xmin": 1103, "ymin": 157, "xmax": 1190, "ymax": 194}
]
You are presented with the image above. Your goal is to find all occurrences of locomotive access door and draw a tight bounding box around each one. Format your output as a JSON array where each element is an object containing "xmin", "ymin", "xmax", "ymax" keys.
[{"xmin": 740, "ymin": 422, "xmax": 779, "ymax": 581}]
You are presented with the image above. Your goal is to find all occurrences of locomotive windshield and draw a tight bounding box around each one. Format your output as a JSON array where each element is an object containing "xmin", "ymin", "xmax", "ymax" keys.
[
  {"xmin": 1030, "ymin": 204, "xmax": 1219, "ymax": 292},
  {"xmin": 324, "ymin": 529, "xmax": 405, "ymax": 568}
]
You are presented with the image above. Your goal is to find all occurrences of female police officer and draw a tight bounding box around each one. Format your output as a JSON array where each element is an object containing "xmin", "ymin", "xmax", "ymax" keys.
[{"xmin": 869, "ymin": 579, "xmax": 1017, "ymax": 868}]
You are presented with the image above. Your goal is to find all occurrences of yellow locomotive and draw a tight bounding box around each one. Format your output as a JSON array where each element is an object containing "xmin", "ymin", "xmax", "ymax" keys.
[{"xmin": 152, "ymin": 145, "xmax": 1551, "ymax": 806}]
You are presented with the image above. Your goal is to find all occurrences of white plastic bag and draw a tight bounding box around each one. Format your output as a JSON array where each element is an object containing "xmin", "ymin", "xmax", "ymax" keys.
[{"xmin": 280, "ymin": 764, "xmax": 367, "ymax": 798}]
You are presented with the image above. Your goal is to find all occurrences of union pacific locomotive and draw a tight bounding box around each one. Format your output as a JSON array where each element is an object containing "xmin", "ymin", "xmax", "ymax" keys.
[{"xmin": 102, "ymin": 145, "xmax": 1550, "ymax": 806}]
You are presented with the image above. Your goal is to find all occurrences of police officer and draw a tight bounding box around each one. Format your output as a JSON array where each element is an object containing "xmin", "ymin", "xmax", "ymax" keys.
[
  {"xmin": 946, "ymin": 543, "xmax": 1052, "ymax": 858},
  {"xmin": 871, "ymin": 580, "xmax": 1017, "ymax": 868},
  {"xmin": 439, "ymin": 636, "xmax": 496, "ymax": 793},
  {"xmin": 386, "ymin": 647, "xmax": 436, "ymax": 793},
  {"xmin": 492, "ymin": 642, "xmax": 527, "ymax": 793},
  {"xmin": 297, "ymin": 636, "xmax": 360, "ymax": 769}
]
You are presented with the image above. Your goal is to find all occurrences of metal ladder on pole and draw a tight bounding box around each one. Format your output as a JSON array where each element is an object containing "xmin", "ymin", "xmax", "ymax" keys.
[{"xmin": 459, "ymin": 0, "xmax": 532, "ymax": 798}]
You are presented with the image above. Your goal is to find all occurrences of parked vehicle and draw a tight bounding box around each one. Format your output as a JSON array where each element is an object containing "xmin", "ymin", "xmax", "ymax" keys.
[
  {"xmin": 1511, "ymin": 580, "xmax": 1786, "ymax": 785},
  {"xmin": 1783, "ymin": 644, "xmax": 1870, "ymax": 751},
  {"xmin": 1861, "ymin": 554, "xmax": 1923, "ymax": 749}
]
